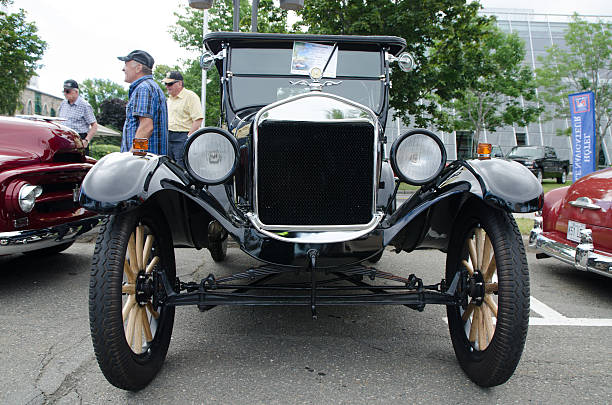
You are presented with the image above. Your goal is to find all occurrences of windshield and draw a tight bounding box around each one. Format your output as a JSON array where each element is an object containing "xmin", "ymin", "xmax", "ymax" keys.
[
  {"xmin": 507, "ymin": 146, "xmax": 543, "ymax": 159},
  {"xmin": 228, "ymin": 47, "xmax": 385, "ymax": 114}
]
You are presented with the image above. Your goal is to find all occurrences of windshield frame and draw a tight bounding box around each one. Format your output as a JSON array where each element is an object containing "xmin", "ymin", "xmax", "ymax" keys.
[{"xmin": 222, "ymin": 42, "xmax": 391, "ymax": 129}]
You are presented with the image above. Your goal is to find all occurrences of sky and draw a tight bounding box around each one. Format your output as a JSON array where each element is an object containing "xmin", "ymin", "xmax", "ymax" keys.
[{"xmin": 9, "ymin": 0, "xmax": 612, "ymax": 99}]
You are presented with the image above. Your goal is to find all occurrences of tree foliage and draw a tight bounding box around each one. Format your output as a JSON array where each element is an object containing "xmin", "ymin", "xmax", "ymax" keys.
[
  {"xmin": 443, "ymin": 24, "xmax": 541, "ymax": 155},
  {"xmin": 0, "ymin": 7, "xmax": 46, "ymax": 115},
  {"xmin": 80, "ymin": 78, "xmax": 128, "ymax": 117},
  {"xmin": 296, "ymin": 0, "xmax": 493, "ymax": 129},
  {"xmin": 98, "ymin": 98, "xmax": 127, "ymax": 131},
  {"xmin": 169, "ymin": 0, "xmax": 288, "ymax": 125},
  {"xmin": 536, "ymin": 15, "xmax": 612, "ymax": 163}
]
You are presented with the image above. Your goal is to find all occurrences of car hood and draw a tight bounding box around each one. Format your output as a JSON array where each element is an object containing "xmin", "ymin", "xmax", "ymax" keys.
[
  {"xmin": 0, "ymin": 116, "xmax": 85, "ymax": 165},
  {"xmin": 559, "ymin": 168, "xmax": 612, "ymax": 228},
  {"xmin": 0, "ymin": 148, "xmax": 41, "ymax": 171}
]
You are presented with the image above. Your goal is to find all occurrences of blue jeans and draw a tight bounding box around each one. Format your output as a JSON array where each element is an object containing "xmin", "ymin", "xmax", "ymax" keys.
[{"xmin": 168, "ymin": 131, "xmax": 188, "ymax": 167}]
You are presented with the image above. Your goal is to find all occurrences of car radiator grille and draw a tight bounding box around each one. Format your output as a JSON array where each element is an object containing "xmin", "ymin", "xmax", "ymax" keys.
[{"xmin": 256, "ymin": 120, "xmax": 374, "ymax": 226}]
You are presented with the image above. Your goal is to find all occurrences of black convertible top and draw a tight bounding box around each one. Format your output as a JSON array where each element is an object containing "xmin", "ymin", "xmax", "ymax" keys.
[{"xmin": 204, "ymin": 32, "xmax": 406, "ymax": 55}]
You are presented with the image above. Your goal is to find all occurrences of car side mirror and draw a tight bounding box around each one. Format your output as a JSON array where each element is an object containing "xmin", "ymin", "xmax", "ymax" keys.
[
  {"xmin": 200, "ymin": 50, "xmax": 224, "ymax": 71},
  {"xmin": 388, "ymin": 52, "xmax": 415, "ymax": 72}
]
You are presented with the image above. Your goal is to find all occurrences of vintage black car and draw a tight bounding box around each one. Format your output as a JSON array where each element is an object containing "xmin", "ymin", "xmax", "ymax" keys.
[{"xmin": 81, "ymin": 33, "xmax": 543, "ymax": 391}]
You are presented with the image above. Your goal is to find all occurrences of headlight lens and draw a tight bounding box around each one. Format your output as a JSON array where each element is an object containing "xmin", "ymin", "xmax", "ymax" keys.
[
  {"xmin": 18, "ymin": 184, "xmax": 43, "ymax": 213},
  {"xmin": 184, "ymin": 127, "xmax": 238, "ymax": 184},
  {"xmin": 390, "ymin": 129, "xmax": 446, "ymax": 185}
]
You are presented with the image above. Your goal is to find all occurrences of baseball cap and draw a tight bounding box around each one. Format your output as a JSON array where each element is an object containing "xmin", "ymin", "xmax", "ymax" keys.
[
  {"xmin": 162, "ymin": 71, "xmax": 184, "ymax": 84},
  {"xmin": 63, "ymin": 79, "xmax": 78, "ymax": 89},
  {"xmin": 117, "ymin": 50, "xmax": 155, "ymax": 69}
]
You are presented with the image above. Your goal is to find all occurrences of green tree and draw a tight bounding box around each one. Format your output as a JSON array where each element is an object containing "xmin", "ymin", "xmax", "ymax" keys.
[
  {"xmin": 0, "ymin": 5, "xmax": 46, "ymax": 115},
  {"xmin": 98, "ymin": 98, "xmax": 127, "ymax": 130},
  {"xmin": 443, "ymin": 25, "xmax": 542, "ymax": 155},
  {"xmin": 536, "ymin": 15, "xmax": 612, "ymax": 164},
  {"xmin": 297, "ymin": 0, "xmax": 493, "ymax": 129},
  {"xmin": 80, "ymin": 78, "xmax": 128, "ymax": 117},
  {"xmin": 169, "ymin": 0, "xmax": 288, "ymax": 125}
]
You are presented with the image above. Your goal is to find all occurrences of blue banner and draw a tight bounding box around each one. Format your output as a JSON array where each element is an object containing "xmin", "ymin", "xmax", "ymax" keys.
[{"xmin": 569, "ymin": 91, "xmax": 596, "ymax": 181}]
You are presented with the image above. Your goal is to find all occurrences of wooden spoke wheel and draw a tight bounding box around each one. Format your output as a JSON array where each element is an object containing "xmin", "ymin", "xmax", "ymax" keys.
[
  {"xmin": 446, "ymin": 201, "xmax": 530, "ymax": 387},
  {"xmin": 89, "ymin": 208, "xmax": 175, "ymax": 391}
]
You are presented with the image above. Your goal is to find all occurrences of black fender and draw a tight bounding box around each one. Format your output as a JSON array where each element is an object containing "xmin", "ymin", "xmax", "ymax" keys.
[
  {"xmin": 381, "ymin": 158, "xmax": 543, "ymax": 253},
  {"xmin": 79, "ymin": 152, "xmax": 243, "ymax": 248}
]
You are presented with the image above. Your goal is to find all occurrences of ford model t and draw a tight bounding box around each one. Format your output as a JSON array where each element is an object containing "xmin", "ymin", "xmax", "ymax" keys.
[{"xmin": 81, "ymin": 32, "xmax": 542, "ymax": 390}]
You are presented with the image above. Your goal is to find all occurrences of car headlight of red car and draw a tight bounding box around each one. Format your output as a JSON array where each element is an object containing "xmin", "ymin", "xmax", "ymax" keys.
[
  {"xmin": 19, "ymin": 184, "xmax": 43, "ymax": 213},
  {"xmin": 6, "ymin": 180, "xmax": 43, "ymax": 213}
]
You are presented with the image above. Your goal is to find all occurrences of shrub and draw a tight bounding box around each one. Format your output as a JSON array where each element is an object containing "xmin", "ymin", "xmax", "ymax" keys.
[{"xmin": 89, "ymin": 143, "xmax": 120, "ymax": 160}]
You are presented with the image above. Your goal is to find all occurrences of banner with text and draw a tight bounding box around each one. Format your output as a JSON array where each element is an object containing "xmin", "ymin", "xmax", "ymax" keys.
[{"xmin": 569, "ymin": 91, "xmax": 596, "ymax": 181}]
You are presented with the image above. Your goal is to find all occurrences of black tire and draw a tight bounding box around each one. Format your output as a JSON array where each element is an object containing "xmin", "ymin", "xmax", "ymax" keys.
[
  {"xmin": 23, "ymin": 241, "xmax": 74, "ymax": 256},
  {"xmin": 209, "ymin": 237, "xmax": 227, "ymax": 262},
  {"xmin": 557, "ymin": 170, "xmax": 567, "ymax": 184},
  {"xmin": 367, "ymin": 249, "xmax": 384, "ymax": 263},
  {"xmin": 89, "ymin": 208, "xmax": 175, "ymax": 391},
  {"xmin": 446, "ymin": 201, "xmax": 529, "ymax": 387},
  {"xmin": 536, "ymin": 169, "xmax": 543, "ymax": 183}
]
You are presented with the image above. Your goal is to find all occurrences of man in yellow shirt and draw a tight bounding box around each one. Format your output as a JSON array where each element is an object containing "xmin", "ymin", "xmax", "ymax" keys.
[{"xmin": 162, "ymin": 71, "xmax": 203, "ymax": 166}]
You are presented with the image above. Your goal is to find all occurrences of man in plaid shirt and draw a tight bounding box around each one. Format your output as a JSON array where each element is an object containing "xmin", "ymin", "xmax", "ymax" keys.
[
  {"xmin": 58, "ymin": 79, "xmax": 98, "ymax": 154},
  {"xmin": 117, "ymin": 50, "xmax": 168, "ymax": 155}
]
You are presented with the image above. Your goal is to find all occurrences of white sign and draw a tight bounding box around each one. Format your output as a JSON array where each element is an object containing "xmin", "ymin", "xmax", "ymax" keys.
[{"xmin": 290, "ymin": 42, "xmax": 338, "ymax": 78}]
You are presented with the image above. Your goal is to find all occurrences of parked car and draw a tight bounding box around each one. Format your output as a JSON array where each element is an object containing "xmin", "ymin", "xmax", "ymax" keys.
[
  {"xmin": 530, "ymin": 167, "xmax": 612, "ymax": 278},
  {"xmin": 506, "ymin": 145, "xmax": 569, "ymax": 183},
  {"xmin": 81, "ymin": 32, "xmax": 543, "ymax": 391},
  {"xmin": 0, "ymin": 116, "xmax": 99, "ymax": 256}
]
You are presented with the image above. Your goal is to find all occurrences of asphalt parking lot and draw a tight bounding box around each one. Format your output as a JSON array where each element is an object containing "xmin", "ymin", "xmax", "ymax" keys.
[{"xmin": 0, "ymin": 234, "xmax": 610, "ymax": 404}]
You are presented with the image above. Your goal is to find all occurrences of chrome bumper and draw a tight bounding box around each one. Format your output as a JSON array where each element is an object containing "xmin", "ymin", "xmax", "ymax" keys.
[
  {"xmin": 529, "ymin": 217, "xmax": 612, "ymax": 279},
  {"xmin": 0, "ymin": 216, "xmax": 102, "ymax": 255}
]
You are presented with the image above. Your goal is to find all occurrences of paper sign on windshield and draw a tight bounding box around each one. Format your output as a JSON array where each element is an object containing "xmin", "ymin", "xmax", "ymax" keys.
[{"xmin": 290, "ymin": 42, "xmax": 338, "ymax": 78}]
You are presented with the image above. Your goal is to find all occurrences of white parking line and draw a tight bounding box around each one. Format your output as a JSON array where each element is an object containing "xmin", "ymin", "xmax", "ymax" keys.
[
  {"xmin": 443, "ymin": 296, "xmax": 612, "ymax": 327},
  {"xmin": 529, "ymin": 296, "xmax": 612, "ymax": 326}
]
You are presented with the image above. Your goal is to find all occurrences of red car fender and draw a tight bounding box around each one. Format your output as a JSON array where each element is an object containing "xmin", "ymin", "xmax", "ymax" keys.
[{"xmin": 541, "ymin": 186, "xmax": 570, "ymax": 232}]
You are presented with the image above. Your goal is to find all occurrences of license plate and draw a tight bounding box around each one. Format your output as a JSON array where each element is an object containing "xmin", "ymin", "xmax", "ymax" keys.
[{"xmin": 567, "ymin": 220, "xmax": 586, "ymax": 242}]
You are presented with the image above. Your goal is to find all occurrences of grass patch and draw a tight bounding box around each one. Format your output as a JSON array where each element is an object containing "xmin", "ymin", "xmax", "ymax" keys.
[
  {"xmin": 515, "ymin": 217, "xmax": 534, "ymax": 236},
  {"xmin": 398, "ymin": 183, "xmax": 420, "ymax": 191},
  {"xmin": 542, "ymin": 179, "xmax": 571, "ymax": 194}
]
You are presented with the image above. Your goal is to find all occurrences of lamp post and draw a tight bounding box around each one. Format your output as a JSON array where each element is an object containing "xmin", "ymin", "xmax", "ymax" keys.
[{"xmin": 188, "ymin": 0, "xmax": 213, "ymax": 126}]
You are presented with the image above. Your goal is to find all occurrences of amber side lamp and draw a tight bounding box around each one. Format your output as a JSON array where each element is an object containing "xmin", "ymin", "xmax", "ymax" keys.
[
  {"xmin": 477, "ymin": 143, "xmax": 492, "ymax": 160},
  {"xmin": 132, "ymin": 138, "xmax": 149, "ymax": 156}
]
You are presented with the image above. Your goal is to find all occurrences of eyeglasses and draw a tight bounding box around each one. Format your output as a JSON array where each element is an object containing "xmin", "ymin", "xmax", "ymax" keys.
[
  {"xmin": 164, "ymin": 81, "xmax": 178, "ymax": 87},
  {"xmin": 63, "ymin": 89, "xmax": 72, "ymax": 94}
]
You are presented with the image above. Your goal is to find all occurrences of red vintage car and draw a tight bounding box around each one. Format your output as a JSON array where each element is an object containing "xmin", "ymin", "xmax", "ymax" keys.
[
  {"xmin": 0, "ymin": 116, "xmax": 100, "ymax": 255},
  {"xmin": 530, "ymin": 168, "xmax": 612, "ymax": 278}
]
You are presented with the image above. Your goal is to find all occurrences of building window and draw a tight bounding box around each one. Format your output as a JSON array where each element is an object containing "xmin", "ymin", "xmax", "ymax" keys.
[
  {"xmin": 50, "ymin": 108, "xmax": 56, "ymax": 117},
  {"xmin": 27, "ymin": 100, "xmax": 32, "ymax": 115},
  {"xmin": 35, "ymin": 93, "xmax": 42, "ymax": 115},
  {"xmin": 456, "ymin": 131, "xmax": 474, "ymax": 160},
  {"xmin": 516, "ymin": 132, "xmax": 526, "ymax": 146}
]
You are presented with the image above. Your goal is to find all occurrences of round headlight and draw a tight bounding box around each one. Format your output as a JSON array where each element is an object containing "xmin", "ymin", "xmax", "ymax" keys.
[
  {"xmin": 18, "ymin": 184, "xmax": 43, "ymax": 213},
  {"xmin": 184, "ymin": 127, "xmax": 239, "ymax": 185},
  {"xmin": 390, "ymin": 129, "xmax": 446, "ymax": 185}
]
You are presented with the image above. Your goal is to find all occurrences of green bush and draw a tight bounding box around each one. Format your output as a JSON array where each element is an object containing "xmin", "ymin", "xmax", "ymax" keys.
[{"xmin": 89, "ymin": 143, "xmax": 120, "ymax": 160}]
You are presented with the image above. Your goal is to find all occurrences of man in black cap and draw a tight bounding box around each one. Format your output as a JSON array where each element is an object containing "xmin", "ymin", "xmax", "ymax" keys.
[
  {"xmin": 162, "ymin": 70, "xmax": 203, "ymax": 166},
  {"xmin": 58, "ymin": 79, "xmax": 98, "ymax": 154},
  {"xmin": 117, "ymin": 50, "xmax": 168, "ymax": 155}
]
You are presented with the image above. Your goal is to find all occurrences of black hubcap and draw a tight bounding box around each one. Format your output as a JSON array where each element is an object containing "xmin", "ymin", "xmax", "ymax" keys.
[
  {"xmin": 468, "ymin": 270, "xmax": 485, "ymax": 305},
  {"xmin": 135, "ymin": 271, "xmax": 155, "ymax": 305}
]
